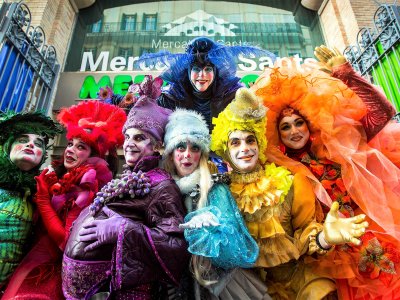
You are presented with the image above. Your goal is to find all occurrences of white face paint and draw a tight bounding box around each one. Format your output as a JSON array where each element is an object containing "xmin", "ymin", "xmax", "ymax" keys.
[
  {"xmin": 279, "ymin": 114, "xmax": 310, "ymax": 150},
  {"xmin": 190, "ymin": 65, "xmax": 215, "ymax": 92},
  {"xmin": 123, "ymin": 128, "xmax": 155, "ymax": 167},
  {"xmin": 228, "ymin": 130, "xmax": 259, "ymax": 173},
  {"xmin": 10, "ymin": 134, "xmax": 45, "ymax": 171},
  {"xmin": 172, "ymin": 141, "xmax": 202, "ymax": 177}
]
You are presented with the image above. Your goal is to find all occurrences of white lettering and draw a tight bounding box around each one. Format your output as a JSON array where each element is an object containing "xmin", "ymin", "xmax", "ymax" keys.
[
  {"xmin": 127, "ymin": 56, "xmax": 139, "ymax": 71},
  {"xmin": 237, "ymin": 55, "xmax": 257, "ymax": 71},
  {"xmin": 79, "ymin": 50, "xmax": 318, "ymax": 73},
  {"xmin": 152, "ymin": 39, "xmax": 161, "ymax": 49},
  {"xmin": 80, "ymin": 51, "xmax": 109, "ymax": 71},
  {"xmin": 292, "ymin": 54, "xmax": 303, "ymax": 71},
  {"xmin": 303, "ymin": 58, "xmax": 319, "ymax": 72},
  {"xmin": 110, "ymin": 56, "xmax": 126, "ymax": 71},
  {"xmin": 139, "ymin": 61, "xmax": 152, "ymax": 71},
  {"xmin": 258, "ymin": 56, "xmax": 274, "ymax": 71},
  {"xmin": 276, "ymin": 57, "xmax": 293, "ymax": 68}
]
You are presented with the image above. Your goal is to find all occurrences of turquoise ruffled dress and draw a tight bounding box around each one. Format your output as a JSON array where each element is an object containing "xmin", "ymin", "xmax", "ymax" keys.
[{"xmin": 184, "ymin": 183, "xmax": 258, "ymax": 269}]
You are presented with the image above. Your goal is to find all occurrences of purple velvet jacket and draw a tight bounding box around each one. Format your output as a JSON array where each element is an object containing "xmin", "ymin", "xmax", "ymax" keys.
[
  {"xmin": 112, "ymin": 155, "xmax": 189, "ymax": 289},
  {"xmin": 63, "ymin": 155, "xmax": 189, "ymax": 299}
]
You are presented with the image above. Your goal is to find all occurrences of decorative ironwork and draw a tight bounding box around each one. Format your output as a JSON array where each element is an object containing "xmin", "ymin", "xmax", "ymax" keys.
[
  {"xmin": 347, "ymin": 5, "xmax": 400, "ymax": 75},
  {"xmin": 0, "ymin": 1, "xmax": 60, "ymax": 113},
  {"xmin": 29, "ymin": 26, "xmax": 46, "ymax": 51},
  {"xmin": 12, "ymin": 3, "xmax": 31, "ymax": 30},
  {"xmin": 5, "ymin": 23, "xmax": 27, "ymax": 51},
  {"xmin": 28, "ymin": 46, "xmax": 44, "ymax": 72},
  {"xmin": 374, "ymin": 5, "xmax": 400, "ymax": 51},
  {"xmin": 374, "ymin": 6, "xmax": 393, "ymax": 31}
]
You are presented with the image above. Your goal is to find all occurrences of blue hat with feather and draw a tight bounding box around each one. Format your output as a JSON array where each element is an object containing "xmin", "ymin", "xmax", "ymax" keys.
[{"xmin": 137, "ymin": 37, "xmax": 275, "ymax": 100}]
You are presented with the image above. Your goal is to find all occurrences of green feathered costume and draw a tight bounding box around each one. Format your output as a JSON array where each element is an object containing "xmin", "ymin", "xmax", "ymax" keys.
[{"xmin": 0, "ymin": 111, "xmax": 62, "ymax": 287}]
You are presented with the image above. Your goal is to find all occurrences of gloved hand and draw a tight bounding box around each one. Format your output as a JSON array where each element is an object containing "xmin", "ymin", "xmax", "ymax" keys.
[
  {"xmin": 322, "ymin": 202, "xmax": 369, "ymax": 246},
  {"xmin": 314, "ymin": 45, "xmax": 347, "ymax": 73},
  {"xmin": 34, "ymin": 168, "xmax": 65, "ymax": 246},
  {"xmin": 34, "ymin": 168, "xmax": 56, "ymax": 200},
  {"xmin": 179, "ymin": 211, "xmax": 220, "ymax": 229},
  {"xmin": 79, "ymin": 206, "xmax": 125, "ymax": 252}
]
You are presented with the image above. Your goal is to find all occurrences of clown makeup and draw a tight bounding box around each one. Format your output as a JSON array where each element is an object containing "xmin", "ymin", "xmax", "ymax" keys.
[
  {"xmin": 172, "ymin": 141, "xmax": 201, "ymax": 177},
  {"xmin": 228, "ymin": 130, "xmax": 259, "ymax": 173},
  {"xmin": 64, "ymin": 138, "xmax": 92, "ymax": 170},
  {"xmin": 279, "ymin": 113, "xmax": 310, "ymax": 150},
  {"xmin": 190, "ymin": 64, "xmax": 215, "ymax": 92},
  {"xmin": 123, "ymin": 128, "xmax": 155, "ymax": 167},
  {"xmin": 10, "ymin": 134, "xmax": 45, "ymax": 171}
]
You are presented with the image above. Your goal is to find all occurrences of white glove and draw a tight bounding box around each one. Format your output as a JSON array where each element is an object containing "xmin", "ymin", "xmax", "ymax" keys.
[{"xmin": 180, "ymin": 211, "xmax": 220, "ymax": 229}]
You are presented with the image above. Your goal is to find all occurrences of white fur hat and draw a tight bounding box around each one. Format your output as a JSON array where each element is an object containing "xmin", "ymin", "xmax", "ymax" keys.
[{"xmin": 164, "ymin": 108, "xmax": 210, "ymax": 156}]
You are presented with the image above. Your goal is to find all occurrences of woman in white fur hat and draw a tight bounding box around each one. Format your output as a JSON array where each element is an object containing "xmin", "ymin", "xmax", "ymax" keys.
[{"xmin": 163, "ymin": 108, "xmax": 271, "ymax": 300}]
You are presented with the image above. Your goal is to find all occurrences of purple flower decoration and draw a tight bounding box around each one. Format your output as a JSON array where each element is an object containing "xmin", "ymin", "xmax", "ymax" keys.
[
  {"xmin": 127, "ymin": 75, "xmax": 163, "ymax": 102},
  {"xmin": 97, "ymin": 86, "xmax": 114, "ymax": 103},
  {"xmin": 119, "ymin": 92, "xmax": 138, "ymax": 109}
]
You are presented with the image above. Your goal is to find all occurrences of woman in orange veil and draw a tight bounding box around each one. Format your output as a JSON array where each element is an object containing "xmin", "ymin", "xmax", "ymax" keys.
[{"xmin": 253, "ymin": 46, "xmax": 400, "ymax": 299}]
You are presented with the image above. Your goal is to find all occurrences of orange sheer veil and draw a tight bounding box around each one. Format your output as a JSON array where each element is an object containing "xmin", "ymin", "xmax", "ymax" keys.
[{"xmin": 252, "ymin": 66, "xmax": 400, "ymax": 242}]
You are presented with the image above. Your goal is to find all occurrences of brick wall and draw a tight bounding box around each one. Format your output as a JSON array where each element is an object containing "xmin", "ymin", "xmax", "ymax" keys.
[
  {"xmin": 351, "ymin": 0, "xmax": 394, "ymax": 29},
  {"xmin": 319, "ymin": 0, "xmax": 395, "ymax": 51}
]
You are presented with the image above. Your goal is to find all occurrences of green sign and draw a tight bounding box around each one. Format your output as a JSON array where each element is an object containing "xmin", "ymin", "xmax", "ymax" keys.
[{"xmin": 78, "ymin": 74, "xmax": 260, "ymax": 99}]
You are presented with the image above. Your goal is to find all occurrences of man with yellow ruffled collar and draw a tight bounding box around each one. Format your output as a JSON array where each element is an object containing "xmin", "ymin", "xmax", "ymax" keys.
[{"xmin": 210, "ymin": 88, "xmax": 369, "ymax": 299}]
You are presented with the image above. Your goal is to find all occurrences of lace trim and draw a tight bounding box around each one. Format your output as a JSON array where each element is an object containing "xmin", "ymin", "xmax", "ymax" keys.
[{"xmin": 308, "ymin": 228, "xmax": 332, "ymax": 255}]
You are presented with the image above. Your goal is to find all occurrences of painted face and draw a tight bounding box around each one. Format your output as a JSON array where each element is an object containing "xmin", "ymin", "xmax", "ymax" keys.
[
  {"xmin": 190, "ymin": 65, "xmax": 215, "ymax": 92},
  {"xmin": 172, "ymin": 141, "xmax": 202, "ymax": 177},
  {"xmin": 279, "ymin": 113, "xmax": 310, "ymax": 150},
  {"xmin": 10, "ymin": 134, "xmax": 45, "ymax": 171},
  {"xmin": 123, "ymin": 128, "xmax": 155, "ymax": 167},
  {"xmin": 228, "ymin": 130, "xmax": 259, "ymax": 173},
  {"xmin": 64, "ymin": 138, "xmax": 91, "ymax": 170}
]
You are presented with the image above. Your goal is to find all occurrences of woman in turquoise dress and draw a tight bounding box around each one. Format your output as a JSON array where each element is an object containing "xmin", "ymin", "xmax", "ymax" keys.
[{"xmin": 163, "ymin": 108, "xmax": 268, "ymax": 299}]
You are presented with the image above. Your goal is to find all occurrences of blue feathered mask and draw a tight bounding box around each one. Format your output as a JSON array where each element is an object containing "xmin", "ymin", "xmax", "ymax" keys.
[{"xmin": 137, "ymin": 37, "xmax": 275, "ymax": 100}]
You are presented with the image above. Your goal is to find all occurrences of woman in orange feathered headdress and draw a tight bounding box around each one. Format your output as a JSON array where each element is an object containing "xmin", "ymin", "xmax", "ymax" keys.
[
  {"xmin": 3, "ymin": 101, "xmax": 126, "ymax": 299},
  {"xmin": 253, "ymin": 46, "xmax": 400, "ymax": 299}
]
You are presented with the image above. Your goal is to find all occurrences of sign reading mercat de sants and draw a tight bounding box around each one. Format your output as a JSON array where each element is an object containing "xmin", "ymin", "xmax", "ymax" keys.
[
  {"xmin": 79, "ymin": 50, "xmax": 318, "ymax": 73},
  {"xmin": 56, "ymin": 9, "xmax": 320, "ymax": 107}
]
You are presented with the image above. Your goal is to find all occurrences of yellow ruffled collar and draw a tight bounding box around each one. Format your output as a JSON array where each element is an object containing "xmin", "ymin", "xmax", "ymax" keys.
[{"xmin": 229, "ymin": 163, "xmax": 293, "ymax": 214}]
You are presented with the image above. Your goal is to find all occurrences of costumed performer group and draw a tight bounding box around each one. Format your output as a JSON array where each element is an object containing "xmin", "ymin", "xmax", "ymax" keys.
[{"xmin": 0, "ymin": 37, "xmax": 399, "ymax": 300}]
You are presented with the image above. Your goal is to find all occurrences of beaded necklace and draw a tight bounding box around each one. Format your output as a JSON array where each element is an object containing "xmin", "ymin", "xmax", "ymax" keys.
[{"xmin": 89, "ymin": 169, "xmax": 151, "ymax": 216}]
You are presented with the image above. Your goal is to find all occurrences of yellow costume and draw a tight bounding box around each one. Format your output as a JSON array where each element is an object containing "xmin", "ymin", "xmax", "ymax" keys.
[{"xmin": 211, "ymin": 88, "xmax": 336, "ymax": 299}]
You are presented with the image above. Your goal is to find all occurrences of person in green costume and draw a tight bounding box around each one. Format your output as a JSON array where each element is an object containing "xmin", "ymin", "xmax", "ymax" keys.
[{"xmin": 0, "ymin": 111, "xmax": 62, "ymax": 288}]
